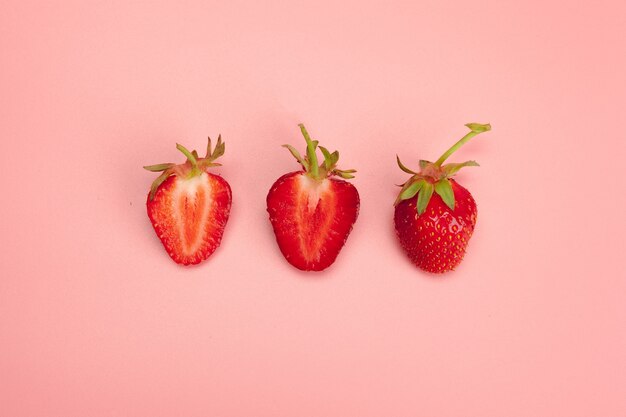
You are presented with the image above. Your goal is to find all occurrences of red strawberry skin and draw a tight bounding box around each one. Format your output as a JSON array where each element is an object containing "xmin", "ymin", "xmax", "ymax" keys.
[
  {"xmin": 147, "ymin": 172, "xmax": 231, "ymax": 265},
  {"xmin": 394, "ymin": 179, "xmax": 477, "ymax": 273},
  {"xmin": 267, "ymin": 171, "xmax": 359, "ymax": 271}
]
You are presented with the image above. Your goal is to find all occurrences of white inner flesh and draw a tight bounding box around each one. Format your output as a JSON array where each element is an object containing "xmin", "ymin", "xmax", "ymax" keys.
[
  {"xmin": 298, "ymin": 175, "xmax": 330, "ymax": 212},
  {"xmin": 172, "ymin": 173, "xmax": 213, "ymax": 255}
]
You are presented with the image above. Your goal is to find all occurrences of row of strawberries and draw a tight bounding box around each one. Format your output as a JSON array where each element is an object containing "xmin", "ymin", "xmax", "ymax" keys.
[{"xmin": 144, "ymin": 122, "xmax": 491, "ymax": 273}]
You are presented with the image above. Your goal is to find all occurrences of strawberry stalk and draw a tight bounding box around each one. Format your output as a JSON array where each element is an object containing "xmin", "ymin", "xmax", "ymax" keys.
[
  {"xmin": 434, "ymin": 123, "xmax": 491, "ymax": 167},
  {"xmin": 299, "ymin": 124, "xmax": 320, "ymax": 179},
  {"xmin": 176, "ymin": 143, "xmax": 201, "ymax": 177},
  {"xmin": 283, "ymin": 124, "xmax": 356, "ymax": 181}
]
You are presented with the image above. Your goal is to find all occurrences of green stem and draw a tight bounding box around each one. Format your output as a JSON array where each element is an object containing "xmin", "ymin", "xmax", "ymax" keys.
[
  {"xmin": 434, "ymin": 123, "xmax": 491, "ymax": 167},
  {"xmin": 176, "ymin": 143, "xmax": 201, "ymax": 176},
  {"xmin": 299, "ymin": 124, "xmax": 319, "ymax": 178}
]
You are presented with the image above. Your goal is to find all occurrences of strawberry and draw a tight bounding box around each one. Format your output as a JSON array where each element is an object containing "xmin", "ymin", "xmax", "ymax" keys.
[
  {"xmin": 394, "ymin": 123, "xmax": 491, "ymax": 273},
  {"xmin": 267, "ymin": 124, "xmax": 360, "ymax": 271},
  {"xmin": 144, "ymin": 136, "xmax": 232, "ymax": 265}
]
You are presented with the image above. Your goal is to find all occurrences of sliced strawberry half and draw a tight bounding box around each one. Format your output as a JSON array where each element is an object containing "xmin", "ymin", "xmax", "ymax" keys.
[
  {"xmin": 144, "ymin": 136, "xmax": 232, "ymax": 265},
  {"xmin": 267, "ymin": 124, "xmax": 360, "ymax": 271}
]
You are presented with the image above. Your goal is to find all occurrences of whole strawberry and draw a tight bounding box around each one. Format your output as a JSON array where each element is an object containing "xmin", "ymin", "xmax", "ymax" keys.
[
  {"xmin": 144, "ymin": 136, "xmax": 232, "ymax": 265},
  {"xmin": 267, "ymin": 124, "xmax": 359, "ymax": 271},
  {"xmin": 394, "ymin": 123, "xmax": 491, "ymax": 273}
]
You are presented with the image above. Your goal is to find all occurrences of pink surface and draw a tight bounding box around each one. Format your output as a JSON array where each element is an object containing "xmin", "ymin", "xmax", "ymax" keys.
[{"xmin": 1, "ymin": 0, "xmax": 625, "ymax": 415}]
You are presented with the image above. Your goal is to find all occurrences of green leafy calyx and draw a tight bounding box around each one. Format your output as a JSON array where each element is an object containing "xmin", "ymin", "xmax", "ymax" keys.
[
  {"xmin": 143, "ymin": 135, "xmax": 226, "ymax": 201},
  {"xmin": 395, "ymin": 122, "xmax": 491, "ymax": 214},
  {"xmin": 282, "ymin": 124, "xmax": 356, "ymax": 180}
]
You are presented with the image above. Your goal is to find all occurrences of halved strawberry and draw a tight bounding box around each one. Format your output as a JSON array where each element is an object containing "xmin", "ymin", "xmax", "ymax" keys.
[
  {"xmin": 267, "ymin": 124, "xmax": 360, "ymax": 271},
  {"xmin": 394, "ymin": 123, "xmax": 491, "ymax": 273},
  {"xmin": 144, "ymin": 136, "xmax": 232, "ymax": 265}
]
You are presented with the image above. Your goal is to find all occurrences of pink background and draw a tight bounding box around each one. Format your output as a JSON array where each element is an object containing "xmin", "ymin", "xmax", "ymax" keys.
[{"xmin": 1, "ymin": 0, "xmax": 625, "ymax": 415}]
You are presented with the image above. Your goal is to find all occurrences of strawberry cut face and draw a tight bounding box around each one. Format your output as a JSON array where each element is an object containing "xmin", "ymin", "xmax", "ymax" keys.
[
  {"xmin": 147, "ymin": 172, "xmax": 231, "ymax": 266},
  {"xmin": 293, "ymin": 175, "xmax": 341, "ymax": 261},
  {"xmin": 163, "ymin": 174, "xmax": 210, "ymax": 253},
  {"xmin": 267, "ymin": 172, "xmax": 359, "ymax": 271}
]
